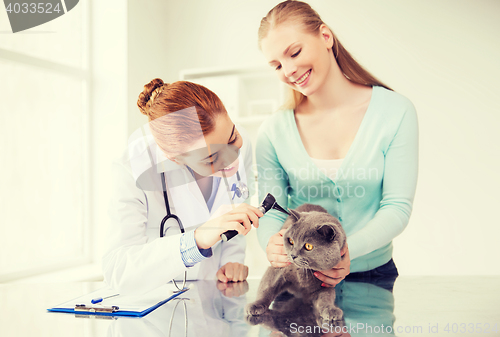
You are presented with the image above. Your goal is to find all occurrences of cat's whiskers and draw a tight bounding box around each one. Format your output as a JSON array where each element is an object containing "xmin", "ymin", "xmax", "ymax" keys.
[
  {"xmin": 302, "ymin": 260, "xmax": 315, "ymax": 280},
  {"xmin": 304, "ymin": 267, "xmax": 311, "ymax": 280}
]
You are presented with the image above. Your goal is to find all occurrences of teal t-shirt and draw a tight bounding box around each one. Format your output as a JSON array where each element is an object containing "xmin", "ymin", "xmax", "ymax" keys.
[{"xmin": 255, "ymin": 85, "xmax": 419, "ymax": 272}]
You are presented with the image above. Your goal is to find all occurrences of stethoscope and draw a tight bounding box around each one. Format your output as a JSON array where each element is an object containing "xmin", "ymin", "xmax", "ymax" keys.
[
  {"xmin": 168, "ymin": 297, "xmax": 189, "ymax": 337},
  {"xmin": 159, "ymin": 169, "xmax": 249, "ymax": 291},
  {"xmin": 231, "ymin": 172, "xmax": 249, "ymax": 200}
]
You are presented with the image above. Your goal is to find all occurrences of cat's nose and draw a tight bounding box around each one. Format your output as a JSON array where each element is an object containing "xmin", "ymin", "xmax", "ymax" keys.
[{"xmin": 290, "ymin": 254, "xmax": 298, "ymax": 260}]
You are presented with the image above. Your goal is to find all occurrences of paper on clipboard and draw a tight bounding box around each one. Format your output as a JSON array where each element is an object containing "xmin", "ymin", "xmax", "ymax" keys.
[{"xmin": 48, "ymin": 283, "xmax": 188, "ymax": 316}]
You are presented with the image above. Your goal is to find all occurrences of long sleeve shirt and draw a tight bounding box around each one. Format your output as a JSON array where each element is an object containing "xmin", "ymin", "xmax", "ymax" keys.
[{"xmin": 255, "ymin": 85, "xmax": 419, "ymax": 272}]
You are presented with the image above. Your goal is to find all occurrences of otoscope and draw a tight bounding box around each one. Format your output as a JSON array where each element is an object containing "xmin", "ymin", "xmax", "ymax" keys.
[{"xmin": 221, "ymin": 193, "xmax": 290, "ymax": 242}]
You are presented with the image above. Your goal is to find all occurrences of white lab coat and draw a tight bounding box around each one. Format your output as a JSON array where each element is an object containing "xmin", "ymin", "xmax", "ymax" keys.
[{"xmin": 102, "ymin": 125, "xmax": 255, "ymax": 295}]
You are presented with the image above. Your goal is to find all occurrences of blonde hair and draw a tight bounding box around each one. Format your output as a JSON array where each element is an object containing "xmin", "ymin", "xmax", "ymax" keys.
[{"xmin": 258, "ymin": 0, "xmax": 393, "ymax": 109}]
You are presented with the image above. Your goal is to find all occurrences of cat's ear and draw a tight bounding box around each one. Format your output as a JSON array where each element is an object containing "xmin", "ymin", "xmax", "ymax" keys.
[
  {"xmin": 317, "ymin": 224, "xmax": 336, "ymax": 242},
  {"xmin": 289, "ymin": 209, "xmax": 301, "ymax": 221}
]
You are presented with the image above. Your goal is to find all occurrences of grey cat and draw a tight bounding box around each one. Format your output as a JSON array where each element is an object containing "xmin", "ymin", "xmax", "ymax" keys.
[
  {"xmin": 246, "ymin": 203, "xmax": 346, "ymax": 326},
  {"xmin": 245, "ymin": 294, "xmax": 345, "ymax": 337}
]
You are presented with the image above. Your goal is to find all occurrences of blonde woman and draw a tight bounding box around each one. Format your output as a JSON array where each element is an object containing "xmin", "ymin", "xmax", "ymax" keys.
[{"xmin": 256, "ymin": 0, "xmax": 418, "ymax": 290}]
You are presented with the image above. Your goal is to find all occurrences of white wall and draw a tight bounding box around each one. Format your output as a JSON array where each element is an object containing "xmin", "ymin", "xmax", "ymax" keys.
[
  {"xmin": 90, "ymin": 0, "xmax": 128, "ymax": 266},
  {"xmin": 126, "ymin": 0, "xmax": 500, "ymax": 277},
  {"xmin": 1, "ymin": 0, "xmax": 128, "ymax": 283},
  {"xmin": 126, "ymin": 0, "xmax": 271, "ymax": 135}
]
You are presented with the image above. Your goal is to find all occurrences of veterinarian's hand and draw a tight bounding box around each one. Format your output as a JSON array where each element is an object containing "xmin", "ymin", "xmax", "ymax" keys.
[
  {"xmin": 314, "ymin": 244, "xmax": 350, "ymax": 287},
  {"xmin": 217, "ymin": 280, "xmax": 249, "ymax": 297},
  {"xmin": 195, "ymin": 203, "xmax": 263, "ymax": 250},
  {"xmin": 266, "ymin": 229, "xmax": 292, "ymax": 268},
  {"xmin": 216, "ymin": 262, "xmax": 249, "ymax": 283}
]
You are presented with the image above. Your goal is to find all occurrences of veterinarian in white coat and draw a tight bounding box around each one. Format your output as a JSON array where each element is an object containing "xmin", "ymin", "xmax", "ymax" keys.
[{"xmin": 102, "ymin": 79, "xmax": 262, "ymax": 295}]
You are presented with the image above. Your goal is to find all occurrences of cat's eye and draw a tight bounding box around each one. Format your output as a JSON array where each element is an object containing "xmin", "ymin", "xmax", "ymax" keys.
[
  {"xmin": 304, "ymin": 243, "xmax": 313, "ymax": 251},
  {"xmin": 288, "ymin": 238, "xmax": 294, "ymax": 245}
]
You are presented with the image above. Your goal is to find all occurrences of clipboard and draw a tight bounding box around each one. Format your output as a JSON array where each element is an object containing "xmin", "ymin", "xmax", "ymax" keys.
[{"xmin": 47, "ymin": 284, "xmax": 189, "ymax": 318}]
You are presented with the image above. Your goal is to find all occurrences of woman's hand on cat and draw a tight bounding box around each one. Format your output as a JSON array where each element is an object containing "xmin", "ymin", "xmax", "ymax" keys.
[
  {"xmin": 266, "ymin": 229, "xmax": 292, "ymax": 268},
  {"xmin": 314, "ymin": 244, "xmax": 351, "ymax": 287},
  {"xmin": 216, "ymin": 262, "xmax": 249, "ymax": 283}
]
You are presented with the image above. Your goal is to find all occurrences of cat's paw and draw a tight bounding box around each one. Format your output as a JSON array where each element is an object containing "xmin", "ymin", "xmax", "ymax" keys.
[
  {"xmin": 245, "ymin": 313, "xmax": 265, "ymax": 325},
  {"xmin": 317, "ymin": 306, "xmax": 343, "ymax": 326},
  {"xmin": 245, "ymin": 302, "xmax": 269, "ymax": 316}
]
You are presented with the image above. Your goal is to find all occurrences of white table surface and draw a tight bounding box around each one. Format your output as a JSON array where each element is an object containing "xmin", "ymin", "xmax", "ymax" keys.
[{"xmin": 1, "ymin": 276, "xmax": 499, "ymax": 337}]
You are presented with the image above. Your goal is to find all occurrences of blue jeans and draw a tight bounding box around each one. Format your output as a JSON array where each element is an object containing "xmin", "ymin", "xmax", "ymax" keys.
[{"xmin": 344, "ymin": 259, "xmax": 399, "ymax": 292}]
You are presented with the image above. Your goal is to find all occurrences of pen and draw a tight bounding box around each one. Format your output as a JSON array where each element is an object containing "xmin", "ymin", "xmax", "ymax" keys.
[{"xmin": 91, "ymin": 293, "xmax": 119, "ymax": 304}]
